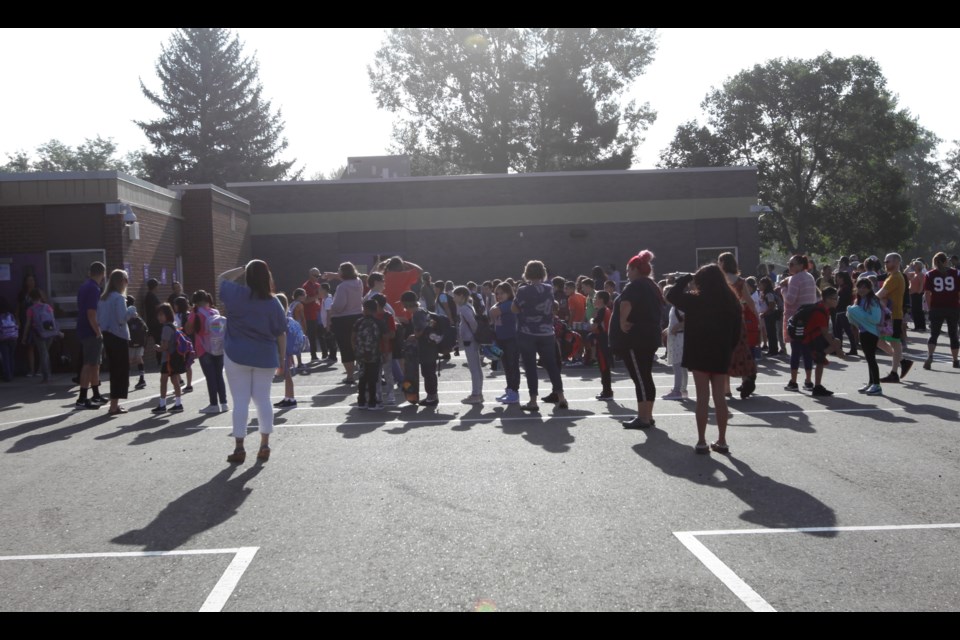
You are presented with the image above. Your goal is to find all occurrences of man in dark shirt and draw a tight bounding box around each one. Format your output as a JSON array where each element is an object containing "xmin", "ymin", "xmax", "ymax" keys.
[
  {"xmin": 76, "ymin": 262, "xmax": 106, "ymax": 409},
  {"xmin": 144, "ymin": 278, "xmax": 161, "ymax": 366},
  {"xmin": 166, "ymin": 281, "xmax": 184, "ymax": 305}
]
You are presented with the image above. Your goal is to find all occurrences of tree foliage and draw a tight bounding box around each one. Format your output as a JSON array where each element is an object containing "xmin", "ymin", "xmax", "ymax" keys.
[
  {"xmin": 659, "ymin": 52, "xmax": 922, "ymax": 256},
  {"xmin": 369, "ymin": 28, "xmax": 657, "ymax": 175},
  {"xmin": 0, "ymin": 136, "xmax": 142, "ymax": 175},
  {"xmin": 137, "ymin": 28, "xmax": 296, "ymax": 187}
]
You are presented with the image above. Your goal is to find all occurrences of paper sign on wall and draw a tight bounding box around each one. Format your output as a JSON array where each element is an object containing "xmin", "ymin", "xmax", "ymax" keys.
[{"xmin": 124, "ymin": 263, "xmax": 132, "ymax": 281}]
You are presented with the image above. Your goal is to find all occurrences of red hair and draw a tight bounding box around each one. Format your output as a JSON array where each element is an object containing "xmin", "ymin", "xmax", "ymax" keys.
[{"xmin": 627, "ymin": 250, "xmax": 655, "ymax": 277}]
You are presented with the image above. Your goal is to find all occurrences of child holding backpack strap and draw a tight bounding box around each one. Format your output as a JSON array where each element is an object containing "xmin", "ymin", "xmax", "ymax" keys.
[
  {"xmin": 187, "ymin": 290, "xmax": 228, "ymax": 414},
  {"xmin": 153, "ymin": 303, "xmax": 186, "ymax": 413},
  {"xmin": 173, "ymin": 296, "xmax": 194, "ymax": 393}
]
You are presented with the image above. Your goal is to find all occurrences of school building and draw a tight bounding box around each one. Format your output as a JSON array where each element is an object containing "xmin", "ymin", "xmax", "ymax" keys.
[{"xmin": 0, "ymin": 165, "xmax": 758, "ymax": 367}]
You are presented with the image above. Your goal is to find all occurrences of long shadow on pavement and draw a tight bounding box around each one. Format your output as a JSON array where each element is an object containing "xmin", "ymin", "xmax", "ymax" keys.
[
  {"xmin": 111, "ymin": 463, "xmax": 264, "ymax": 551},
  {"xmin": 6, "ymin": 412, "xmax": 115, "ymax": 453},
  {"xmin": 0, "ymin": 410, "xmax": 75, "ymax": 442},
  {"xmin": 497, "ymin": 407, "xmax": 591, "ymax": 454},
  {"xmin": 633, "ymin": 428, "xmax": 837, "ymax": 535}
]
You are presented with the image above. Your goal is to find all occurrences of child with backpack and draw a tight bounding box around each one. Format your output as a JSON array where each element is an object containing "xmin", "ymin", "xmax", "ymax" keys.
[
  {"xmin": 454, "ymin": 286, "xmax": 484, "ymax": 404},
  {"xmin": 186, "ymin": 290, "xmax": 228, "ymax": 414},
  {"xmin": 173, "ymin": 296, "xmax": 194, "ymax": 393},
  {"xmin": 401, "ymin": 291, "xmax": 439, "ymax": 406},
  {"xmin": 785, "ymin": 287, "xmax": 844, "ymax": 394},
  {"xmin": 127, "ymin": 305, "xmax": 148, "ymax": 390},
  {"xmin": 288, "ymin": 288, "xmax": 308, "ymax": 374},
  {"xmin": 370, "ymin": 294, "xmax": 398, "ymax": 406},
  {"xmin": 488, "ymin": 282, "xmax": 520, "ymax": 404},
  {"xmin": 0, "ymin": 297, "xmax": 18, "ymax": 382},
  {"xmin": 847, "ymin": 277, "xmax": 884, "ymax": 395},
  {"xmin": 352, "ymin": 299, "xmax": 385, "ymax": 410},
  {"xmin": 23, "ymin": 288, "xmax": 61, "ymax": 383},
  {"xmin": 273, "ymin": 293, "xmax": 304, "ymax": 408},
  {"xmin": 152, "ymin": 303, "xmax": 187, "ymax": 413}
]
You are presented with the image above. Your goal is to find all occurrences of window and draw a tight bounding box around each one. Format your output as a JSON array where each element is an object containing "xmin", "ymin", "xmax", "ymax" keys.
[
  {"xmin": 696, "ymin": 247, "xmax": 738, "ymax": 269},
  {"xmin": 47, "ymin": 249, "xmax": 106, "ymax": 330}
]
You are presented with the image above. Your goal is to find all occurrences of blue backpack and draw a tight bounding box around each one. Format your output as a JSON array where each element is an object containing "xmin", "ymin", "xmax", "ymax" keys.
[{"xmin": 286, "ymin": 317, "xmax": 306, "ymax": 356}]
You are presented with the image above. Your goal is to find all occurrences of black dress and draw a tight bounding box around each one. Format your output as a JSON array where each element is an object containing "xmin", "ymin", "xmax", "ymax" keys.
[{"xmin": 666, "ymin": 274, "xmax": 741, "ymax": 374}]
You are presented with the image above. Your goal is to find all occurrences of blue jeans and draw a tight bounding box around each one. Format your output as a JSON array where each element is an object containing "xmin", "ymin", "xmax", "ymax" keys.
[
  {"xmin": 199, "ymin": 352, "xmax": 227, "ymax": 405},
  {"xmin": 497, "ymin": 337, "xmax": 521, "ymax": 393},
  {"xmin": 518, "ymin": 333, "xmax": 563, "ymax": 397},
  {"xmin": 0, "ymin": 340, "xmax": 15, "ymax": 381}
]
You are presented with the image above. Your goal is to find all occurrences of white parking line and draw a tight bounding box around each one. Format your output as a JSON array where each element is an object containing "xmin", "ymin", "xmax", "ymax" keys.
[
  {"xmin": 0, "ymin": 546, "xmax": 259, "ymax": 612},
  {"xmin": 675, "ymin": 523, "xmax": 960, "ymax": 612}
]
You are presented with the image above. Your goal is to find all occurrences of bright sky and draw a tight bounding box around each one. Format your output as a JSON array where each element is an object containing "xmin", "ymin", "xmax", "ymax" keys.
[{"xmin": 2, "ymin": 28, "xmax": 958, "ymax": 177}]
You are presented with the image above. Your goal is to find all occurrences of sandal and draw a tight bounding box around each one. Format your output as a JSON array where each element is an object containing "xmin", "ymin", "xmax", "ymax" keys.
[
  {"xmin": 710, "ymin": 442, "xmax": 730, "ymax": 454},
  {"xmin": 108, "ymin": 407, "xmax": 128, "ymax": 415},
  {"xmin": 257, "ymin": 446, "xmax": 271, "ymax": 461},
  {"xmin": 695, "ymin": 443, "xmax": 711, "ymax": 455},
  {"xmin": 226, "ymin": 448, "xmax": 246, "ymax": 464}
]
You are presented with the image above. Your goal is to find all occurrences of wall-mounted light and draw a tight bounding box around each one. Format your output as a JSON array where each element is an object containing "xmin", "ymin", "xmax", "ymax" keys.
[{"xmin": 122, "ymin": 204, "xmax": 138, "ymax": 226}]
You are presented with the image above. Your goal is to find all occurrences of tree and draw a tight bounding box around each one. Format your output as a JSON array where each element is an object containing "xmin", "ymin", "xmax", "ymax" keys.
[
  {"xmin": 897, "ymin": 129, "xmax": 960, "ymax": 258},
  {"xmin": 659, "ymin": 52, "xmax": 920, "ymax": 256},
  {"xmin": 0, "ymin": 136, "xmax": 142, "ymax": 175},
  {"xmin": 369, "ymin": 28, "xmax": 657, "ymax": 175},
  {"xmin": 137, "ymin": 28, "xmax": 296, "ymax": 187},
  {"xmin": 308, "ymin": 164, "xmax": 347, "ymax": 181}
]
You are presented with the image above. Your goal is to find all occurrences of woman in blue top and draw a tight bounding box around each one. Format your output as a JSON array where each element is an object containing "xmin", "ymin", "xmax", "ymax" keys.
[
  {"xmin": 512, "ymin": 260, "xmax": 568, "ymax": 411},
  {"xmin": 488, "ymin": 282, "xmax": 520, "ymax": 404},
  {"xmin": 97, "ymin": 269, "xmax": 130, "ymax": 415},
  {"xmin": 219, "ymin": 260, "xmax": 287, "ymax": 463}
]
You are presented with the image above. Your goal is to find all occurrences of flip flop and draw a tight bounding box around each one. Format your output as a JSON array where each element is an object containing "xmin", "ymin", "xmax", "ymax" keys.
[
  {"xmin": 108, "ymin": 407, "xmax": 128, "ymax": 415},
  {"xmin": 695, "ymin": 443, "xmax": 711, "ymax": 455},
  {"xmin": 710, "ymin": 442, "xmax": 730, "ymax": 454}
]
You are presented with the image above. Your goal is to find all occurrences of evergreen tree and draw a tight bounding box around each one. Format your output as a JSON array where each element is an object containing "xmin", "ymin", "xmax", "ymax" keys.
[{"xmin": 137, "ymin": 28, "xmax": 296, "ymax": 187}]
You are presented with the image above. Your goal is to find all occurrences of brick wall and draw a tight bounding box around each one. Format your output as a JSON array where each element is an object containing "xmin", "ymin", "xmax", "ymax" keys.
[
  {"xmin": 180, "ymin": 189, "xmax": 251, "ymax": 307},
  {"xmin": 122, "ymin": 207, "xmax": 183, "ymax": 312}
]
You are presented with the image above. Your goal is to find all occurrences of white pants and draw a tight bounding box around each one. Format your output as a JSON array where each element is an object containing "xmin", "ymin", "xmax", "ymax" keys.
[
  {"xmin": 224, "ymin": 353, "xmax": 275, "ymax": 439},
  {"xmin": 464, "ymin": 342, "xmax": 483, "ymax": 396}
]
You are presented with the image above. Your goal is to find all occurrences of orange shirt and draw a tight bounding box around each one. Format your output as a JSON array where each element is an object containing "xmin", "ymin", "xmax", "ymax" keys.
[
  {"xmin": 384, "ymin": 269, "xmax": 420, "ymax": 322},
  {"xmin": 567, "ymin": 292, "xmax": 587, "ymax": 323}
]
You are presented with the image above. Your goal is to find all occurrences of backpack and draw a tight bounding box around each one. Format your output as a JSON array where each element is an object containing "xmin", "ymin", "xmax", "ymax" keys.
[
  {"xmin": 207, "ymin": 313, "xmax": 227, "ymax": 356},
  {"xmin": 33, "ymin": 303, "xmax": 59, "ymax": 339},
  {"xmin": 286, "ymin": 317, "xmax": 306, "ymax": 357},
  {"xmin": 440, "ymin": 293, "xmax": 459, "ymax": 327},
  {"xmin": 787, "ymin": 303, "xmax": 818, "ymax": 340},
  {"xmin": 473, "ymin": 314, "xmax": 496, "ymax": 344},
  {"xmin": 0, "ymin": 312, "xmax": 17, "ymax": 341},
  {"xmin": 878, "ymin": 299, "xmax": 894, "ymax": 338},
  {"xmin": 353, "ymin": 316, "xmax": 382, "ymax": 362},
  {"xmin": 171, "ymin": 323, "xmax": 196, "ymax": 368},
  {"xmin": 128, "ymin": 316, "xmax": 147, "ymax": 348},
  {"xmin": 428, "ymin": 312, "xmax": 457, "ymax": 352}
]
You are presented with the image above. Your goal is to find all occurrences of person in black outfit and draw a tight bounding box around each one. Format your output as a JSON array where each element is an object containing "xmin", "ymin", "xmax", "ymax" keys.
[
  {"xmin": 666, "ymin": 264, "xmax": 742, "ymax": 455},
  {"xmin": 144, "ymin": 278, "xmax": 162, "ymax": 366},
  {"xmin": 609, "ymin": 250, "xmax": 664, "ymax": 429}
]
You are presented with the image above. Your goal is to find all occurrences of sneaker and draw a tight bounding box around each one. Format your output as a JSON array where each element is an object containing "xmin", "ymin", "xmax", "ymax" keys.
[
  {"xmin": 923, "ymin": 357, "xmax": 933, "ymax": 370},
  {"xmin": 661, "ymin": 390, "xmax": 684, "ymax": 401},
  {"xmin": 419, "ymin": 396, "xmax": 439, "ymax": 407},
  {"xmin": 341, "ymin": 376, "xmax": 355, "ymax": 385},
  {"xmin": 846, "ymin": 350, "xmax": 859, "ymax": 357},
  {"xmin": 183, "ymin": 385, "xmax": 193, "ymax": 393},
  {"xmin": 134, "ymin": 380, "xmax": 147, "ymax": 390},
  {"xmin": 200, "ymin": 404, "xmax": 220, "ymax": 414},
  {"xmin": 273, "ymin": 399, "xmax": 297, "ymax": 408},
  {"xmin": 784, "ymin": 381, "xmax": 799, "ymax": 391},
  {"xmin": 500, "ymin": 390, "xmax": 520, "ymax": 404},
  {"xmin": 858, "ymin": 384, "xmax": 872, "ymax": 393},
  {"xmin": 92, "ymin": 395, "xmax": 109, "ymax": 404},
  {"xmin": 595, "ymin": 392, "xmax": 614, "ymax": 400},
  {"xmin": 520, "ymin": 401, "xmax": 539, "ymax": 411},
  {"xmin": 622, "ymin": 416, "xmax": 654, "ymax": 430},
  {"xmin": 368, "ymin": 403, "xmax": 383, "ymax": 411},
  {"xmin": 75, "ymin": 399, "xmax": 100, "ymax": 410},
  {"xmin": 356, "ymin": 403, "xmax": 368, "ymax": 410},
  {"xmin": 383, "ymin": 394, "xmax": 397, "ymax": 406},
  {"xmin": 866, "ymin": 384, "xmax": 883, "ymax": 396},
  {"xmin": 168, "ymin": 404, "xmax": 184, "ymax": 413},
  {"xmin": 220, "ymin": 403, "xmax": 229, "ymax": 412},
  {"xmin": 880, "ymin": 372, "xmax": 900, "ymax": 383},
  {"xmin": 811, "ymin": 384, "xmax": 834, "ymax": 397},
  {"xmin": 954, "ymin": 359, "xmax": 960, "ymax": 369},
  {"xmin": 541, "ymin": 392, "xmax": 560, "ymax": 404},
  {"xmin": 803, "ymin": 380, "xmax": 814, "ymax": 390},
  {"xmin": 310, "ymin": 356, "xmax": 320, "ymax": 362},
  {"xmin": 151, "ymin": 405, "xmax": 167, "ymax": 413},
  {"xmin": 462, "ymin": 394, "xmax": 484, "ymax": 404},
  {"xmin": 900, "ymin": 359, "xmax": 913, "ymax": 380}
]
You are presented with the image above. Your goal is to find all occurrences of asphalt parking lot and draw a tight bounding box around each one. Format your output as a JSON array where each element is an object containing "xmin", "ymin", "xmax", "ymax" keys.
[{"xmin": 1, "ymin": 343, "xmax": 958, "ymax": 611}]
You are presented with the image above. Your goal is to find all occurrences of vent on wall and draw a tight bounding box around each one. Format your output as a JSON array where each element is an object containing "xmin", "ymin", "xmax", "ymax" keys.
[{"xmin": 569, "ymin": 229, "xmax": 588, "ymax": 239}]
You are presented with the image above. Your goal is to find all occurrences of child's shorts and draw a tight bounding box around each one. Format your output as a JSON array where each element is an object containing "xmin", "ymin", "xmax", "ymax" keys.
[
  {"xmin": 810, "ymin": 336, "xmax": 830, "ymax": 365},
  {"xmin": 129, "ymin": 347, "xmax": 144, "ymax": 360}
]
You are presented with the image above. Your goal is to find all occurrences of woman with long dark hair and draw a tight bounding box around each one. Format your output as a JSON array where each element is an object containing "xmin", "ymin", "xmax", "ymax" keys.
[
  {"xmin": 219, "ymin": 260, "xmax": 287, "ymax": 463},
  {"xmin": 97, "ymin": 269, "xmax": 131, "ymax": 414},
  {"xmin": 609, "ymin": 250, "xmax": 665, "ymax": 429},
  {"xmin": 666, "ymin": 264, "xmax": 742, "ymax": 454}
]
